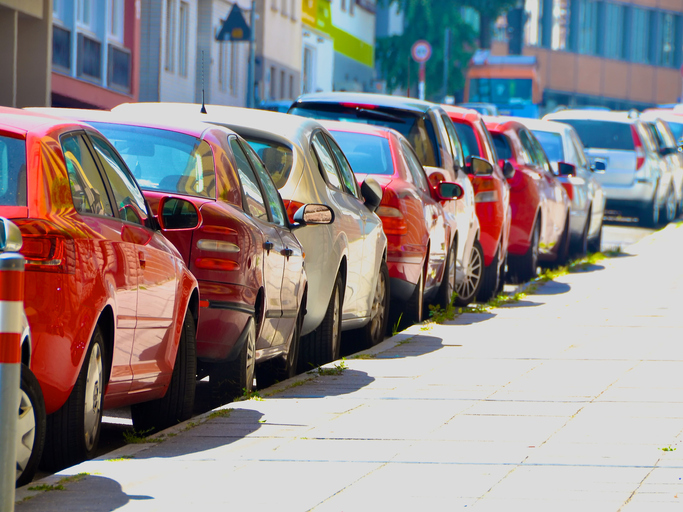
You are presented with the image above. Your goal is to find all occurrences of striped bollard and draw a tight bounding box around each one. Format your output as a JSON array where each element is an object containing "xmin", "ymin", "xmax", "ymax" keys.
[{"xmin": 0, "ymin": 219, "xmax": 24, "ymax": 512}]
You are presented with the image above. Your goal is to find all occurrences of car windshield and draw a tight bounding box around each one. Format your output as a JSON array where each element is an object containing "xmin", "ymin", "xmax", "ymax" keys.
[
  {"xmin": 558, "ymin": 119, "xmax": 634, "ymax": 151},
  {"xmin": 532, "ymin": 130, "xmax": 564, "ymax": 161},
  {"xmin": 329, "ymin": 131, "xmax": 393, "ymax": 176},
  {"xmin": 491, "ymin": 133, "xmax": 512, "ymax": 160},
  {"xmin": 89, "ymin": 122, "xmax": 216, "ymax": 199},
  {"xmin": 0, "ymin": 135, "xmax": 26, "ymax": 206},
  {"xmin": 289, "ymin": 103, "xmax": 439, "ymax": 167},
  {"xmin": 451, "ymin": 121, "xmax": 480, "ymax": 160},
  {"xmin": 242, "ymin": 138, "xmax": 293, "ymax": 189}
]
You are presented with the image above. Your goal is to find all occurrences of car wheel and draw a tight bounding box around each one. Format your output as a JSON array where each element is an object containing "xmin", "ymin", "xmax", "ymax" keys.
[
  {"xmin": 404, "ymin": 262, "xmax": 425, "ymax": 325},
  {"xmin": 454, "ymin": 240, "xmax": 484, "ymax": 307},
  {"xmin": 16, "ymin": 364, "xmax": 46, "ymax": 488},
  {"xmin": 42, "ymin": 326, "xmax": 106, "ymax": 471},
  {"xmin": 256, "ymin": 301, "xmax": 304, "ymax": 388},
  {"xmin": 554, "ymin": 216, "xmax": 570, "ymax": 266},
  {"xmin": 640, "ymin": 192, "xmax": 659, "ymax": 228},
  {"xmin": 661, "ymin": 187, "xmax": 676, "ymax": 224},
  {"xmin": 357, "ymin": 260, "xmax": 390, "ymax": 348},
  {"xmin": 477, "ymin": 246, "xmax": 500, "ymax": 303},
  {"xmin": 435, "ymin": 242, "xmax": 456, "ymax": 309},
  {"xmin": 132, "ymin": 310, "xmax": 197, "ymax": 432},
  {"xmin": 496, "ymin": 251, "xmax": 507, "ymax": 295},
  {"xmin": 571, "ymin": 211, "xmax": 590, "ymax": 258},
  {"xmin": 588, "ymin": 224, "xmax": 602, "ymax": 253},
  {"xmin": 210, "ymin": 316, "xmax": 256, "ymax": 405},
  {"xmin": 298, "ymin": 273, "xmax": 343, "ymax": 372},
  {"xmin": 508, "ymin": 219, "xmax": 540, "ymax": 283}
]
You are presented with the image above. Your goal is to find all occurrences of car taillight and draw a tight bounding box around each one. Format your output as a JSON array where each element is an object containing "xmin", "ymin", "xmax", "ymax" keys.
[
  {"xmin": 377, "ymin": 187, "xmax": 407, "ymax": 235},
  {"xmin": 194, "ymin": 258, "xmax": 240, "ymax": 271},
  {"xmin": 631, "ymin": 125, "xmax": 645, "ymax": 171},
  {"xmin": 14, "ymin": 219, "xmax": 76, "ymax": 274},
  {"xmin": 284, "ymin": 200, "xmax": 305, "ymax": 224},
  {"xmin": 473, "ymin": 178, "xmax": 499, "ymax": 203}
]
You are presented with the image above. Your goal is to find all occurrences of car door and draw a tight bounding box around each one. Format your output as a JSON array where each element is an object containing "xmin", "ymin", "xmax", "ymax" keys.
[
  {"xmin": 60, "ymin": 132, "xmax": 138, "ymax": 396},
  {"xmin": 88, "ymin": 132, "xmax": 179, "ymax": 391},
  {"xmin": 229, "ymin": 136, "xmax": 285, "ymax": 350},
  {"xmin": 240, "ymin": 138, "xmax": 304, "ymax": 349}
]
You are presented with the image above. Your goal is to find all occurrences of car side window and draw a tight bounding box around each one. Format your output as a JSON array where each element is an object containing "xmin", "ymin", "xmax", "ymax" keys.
[
  {"xmin": 571, "ymin": 131, "xmax": 588, "ymax": 168},
  {"xmin": 401, "ymin": 139, "xmax": 431, "ymax": 194},
  {"xmin": 240, "ymin": 139, "xmax": 287, "ymax": 227},
  {"xmin": 324, "ymin": 134, "xmax": 360, "ymax": 199},
  {"xmin": 61, "ymin": 133, "xmax": 115, "ymax": 217},
  {"xmin": 229, "ymin": 138, "xmax": 269, "ymax": 222},
  {"xmin": 311, "ymin": 132, "xmax": 343, "ymax": 189},
  {"xmin": 441, "ymin": 113, "xmax": 465, "ymax": 168},
  {"xmin": 530, "ymin": 135, "xmax": 554, "ymax": 174},
  {"xmin": 90, "ymin": 134, "xmax": 148, "ymax": 225},
  {"xmin": 519, "ymin": 129, "xmax": 546, "ymax": 170}
]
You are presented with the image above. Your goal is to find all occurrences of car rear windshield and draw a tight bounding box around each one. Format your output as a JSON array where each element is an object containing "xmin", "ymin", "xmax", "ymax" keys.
[
  {"xmin": 289, "ymin": 103, "xmax": 440, "ymax": 167},
  {"xmin": 532, "ymin": 130, "xmax": 564, "ymax": 162},
  {"xmin": 491, "ymin": 133, "xmax": 512, "ymax": 161},
  {"xmin": 0, "ymin": 135, "xmax": 27, "ymax": 206},
  {"xmin": 329, "ymin": 131, "xmax": 393, "ymax": 176},
  {"xmin": 242, "ymin": 138, "xmax": 293, "ymax": 189},
  {"xmin": 89, "ymin": 122, "xmax": 216, "ymax": 199},
  {"xmin": 666, "ymin": 120, "xmax": 683, "ymax": 141},
  {"xmin": 558, "ymin": 119, "xmax": 634, "ymax": 151},
  {"xmin": 451, "ymin": 122, "xmax": 480, "ymax": 160}
]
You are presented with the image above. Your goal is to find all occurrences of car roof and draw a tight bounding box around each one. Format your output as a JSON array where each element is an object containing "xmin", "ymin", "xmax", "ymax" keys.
[
  {"xmin": 292, "ymin": 92, "xmax": 437, "ymax": 114},
  {"xmin": 440, "ymin": 104, "xmax": 482, "ymax": 123},
  {"xmin": 482, "ymin": 116, "xmax": 527, "ymax": 133},
  {"xmin": 0, "ymin": 106, "xmax": 91, "ymax": 135},
  {"xmin": 503, "ymin": 116, "xmax": 571, "ymax": 135},
  {"xmin": 319, "ymin": 119, "xmax": 396, "ymax": 139},
  {"xmin": 544, "ymin": 109, "xmax": 639, "ymax": 124}
]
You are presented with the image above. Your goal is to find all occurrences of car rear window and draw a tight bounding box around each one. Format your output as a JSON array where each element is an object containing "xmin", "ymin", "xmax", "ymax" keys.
[
  {"xmin": 241, "ymin": 138, "xmax": 293, "ymax": 189},
  {"xmin": 532, "ymin": 130, "xmax": 564, "ymax": 162},
  {"xmin": 451, "ymin": 121, "xmax": 480, "ymax": 160},
  {"xmin": 491, "ymin": 133, "xmax": 512, "ymax": 161},
  {"xmin": 558, "ymin": 119, "xmax": 634, "ymax": 151},
  {"xmin": 329, "ymin": 131, "xmax": 393, "ymax": 176},
  {"xmin": 89, "ymin": 122, "xmax": 216, "ymax": 199},
  {"xmin": 666, "ymin": 120, "xmax": 683, "ymax": 141},
  {"xmin": 289, "ymin": 103, "xmax": 439, "ymax": 167},
  {"xmin": 0, "ymin": 135, "xmax": 27, "ymax": 206}
]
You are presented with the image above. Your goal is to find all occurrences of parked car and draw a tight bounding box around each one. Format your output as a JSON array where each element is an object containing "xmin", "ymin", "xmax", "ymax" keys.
[
  {"xmin": 457, "ymin": 103, "xmax": 498, "ymax": 116},
  {"xmin": 442, "ymin": 105, "xmax": 512, "ymax": 301},
  {"xmin": 514, "ymin": 117, "xmax": 606, "ymax": 254},
  {"xmin": 485, "ymin": 117, "xmax": 571, "ymax": 282},
  {"xmin": 2, "ymin": 107, "xmax": 199, "ymax": 471},
  {"xmin": 114, "ymin": 102, "xmax": 389, "ymax": 362},
  {"xmin": 544, "ymin": 109, "xmax": 674, "ymax": 227},
  {"xmin": 36, "ymin": 107, "xmax": 321, "ymax": 403},
  {"xmin": 322, "ymin": 121, "xmax": 464, "ymax": 325},
  {"xmin": 289, "ymin": 92, "xmax": 484, "ymax": 307}
]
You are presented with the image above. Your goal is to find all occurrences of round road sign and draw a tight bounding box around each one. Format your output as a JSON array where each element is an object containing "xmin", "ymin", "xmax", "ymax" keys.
[{"xmin": 411, "ymin": 40, "xmax": 432, "ymax": 63}]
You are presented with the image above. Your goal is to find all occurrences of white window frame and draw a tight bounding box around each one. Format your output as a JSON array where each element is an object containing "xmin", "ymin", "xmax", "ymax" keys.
[
  {"xmin": 109, "ymin": 0, "xmax": 125, "ymax": 44},
  {"xmin": 77, "ymin": 0, "xmax": 95, "ymax": 31},
  {"xmin": 179, "ymin": 1, "xmax": 189, "ymax": 76},
  {"xmin": 165, "ymin": 0, "xmax": 176, "ymax": 72}
]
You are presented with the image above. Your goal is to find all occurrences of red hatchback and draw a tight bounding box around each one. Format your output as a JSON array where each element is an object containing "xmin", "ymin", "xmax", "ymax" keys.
[
  {"xmin": 323, "ymin": 122, "xmax": 463, "ymax": 325},
  {"xmin": 485, "ymin": 118, "xmax": 571, "ymax": 282},
  {"xmin": 442, "ymin": 106, "xmax": 512, "ymax": 301},
  {"xmin": 0, "ymin": 108, "xmax": 199, "ymax": 472}
]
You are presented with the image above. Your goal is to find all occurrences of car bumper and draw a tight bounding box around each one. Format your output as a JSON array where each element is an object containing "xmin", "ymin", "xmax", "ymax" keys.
[{"xmin": 603, "ymin": 181, "xmax": 657, "ymax": 214}]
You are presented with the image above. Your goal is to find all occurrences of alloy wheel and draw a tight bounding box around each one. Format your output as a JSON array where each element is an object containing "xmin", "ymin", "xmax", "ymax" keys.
[
  {"xmin": 83, "ymin": 342, "xmax": 103, "ymax": 453},
  {"xmin": 16, "ymin": 387, "xmax": 36, "ymax": 479},
  {"xmin": 368, "ymin": 270, "xmax": 387, "ymax": 342},
  {"xmin": 456, "ymin": 244, "xmax": 483, "ymax": 302}
]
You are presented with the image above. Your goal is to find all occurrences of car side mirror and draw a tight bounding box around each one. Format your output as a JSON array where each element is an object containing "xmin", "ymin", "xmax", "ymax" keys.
[
  {"xmin": 361, "ymin": 177, "xmax": 383, "ymax": 213},
  {"xmin": 292, "ymin": 204, "xmax": 334, "ymax": 226},
  {"xmin": 158, "ymin": 196, "xmax": 201, "ymax": 230},
  {"xmin": 591, "ymin": 160, "xmax": 606, "ymax": 173},
  {"xmin": 432, "ymin": 182, "xmax": 464, "ymax": 201},
  {"xmin": 502, "ymin": 161, "xmax": 515, "ymax": 179},
  {"xmin": 557, "ymin": 162, "xmax": 576, "ymax": 176},
  {"xmin": 0, "ymin": 217, "xmax": 22, "ymax": 252},
  {"xmin": 469, "ymin": 156, "xmax": 493, "ymax": 176}
]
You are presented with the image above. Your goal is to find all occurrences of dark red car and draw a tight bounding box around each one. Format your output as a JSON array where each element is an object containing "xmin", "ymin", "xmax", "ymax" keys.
[
  {"xmin": 442, "ymin": 106, "xmax": 512, "ymax": 300},
  {"xmin": 485, "ymin": 118, "xmax": 571, "ymax": 282},
  {"xmin": 1, "ymin": 107, "xmax": 199, "ymax": 473},
  {"xmin": 323, "ymin": 121, "xmax": 463, "ymax": 325}
]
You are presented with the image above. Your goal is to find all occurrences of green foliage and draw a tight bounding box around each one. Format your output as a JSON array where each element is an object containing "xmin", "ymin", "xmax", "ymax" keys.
[
  {"xmin": 122, "ymin": 428, "xmax": 163, "ymax": 444},
  {"xmin": 391, "ymin": 313, "xmax": 403, "ymax": 337},
  {"xmin": 317, "ymin": 359, "xmax": 349, "ymax": 376}
]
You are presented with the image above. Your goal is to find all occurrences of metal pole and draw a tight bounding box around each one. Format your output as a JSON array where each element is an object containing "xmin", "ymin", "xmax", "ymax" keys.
[
  {"xmin": 418, "ymin": 62, "xmax": 426, "ymax": 101},
  {"xmin": 0, "ymin": 249, "xmax": 25, "ymax": 512},
  {"xmin": 247, "ymin": 0, "xmax": 256, "ymax": 108}
]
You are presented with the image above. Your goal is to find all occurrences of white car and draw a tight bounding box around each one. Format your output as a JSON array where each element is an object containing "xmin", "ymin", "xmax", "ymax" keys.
[
  {"xmin": 114, "ymin": 102, "xmax": 389, "ymax": 367},
  {"xmin": 513, "ymin": 117, "xmax": 606, "ymax": 254}
]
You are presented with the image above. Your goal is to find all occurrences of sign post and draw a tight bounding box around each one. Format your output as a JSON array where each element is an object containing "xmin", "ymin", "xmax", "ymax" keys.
[{"xmin": 411, "ymin": 40, "xmax": 432, "ymax": 101}]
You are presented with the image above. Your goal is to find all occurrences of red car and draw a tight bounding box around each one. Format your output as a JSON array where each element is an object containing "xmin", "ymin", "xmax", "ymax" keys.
[
  {"xmin": 323, "ymin": 121, "xmax": 463, "ymax": 325},
  {"xmin": 485, "ymin": 118, "xmax": 571, "ymax": 282},
  {"xmin": 443, "ymin": 106, "xmax": 512, "ymax": 301},
  {"xmin": 0, "ymin": 107, "xmax": 199, "ymax": 472},
  {"xmin": 39, "ymin": 108, "xmax": 326, "ymax": 405}
]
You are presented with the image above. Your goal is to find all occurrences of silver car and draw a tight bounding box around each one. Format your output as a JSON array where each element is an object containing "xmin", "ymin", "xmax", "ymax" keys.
[
  {"xmin": 114, "ymin": 102, "xmax": 389, "ymax": 366},
  {"xmin": 514, "ymin": 118, "xmax": 606, "ymax": 254},
  {"xmin": 544, "ymin": 110, "xmax": 674, "ymax": 227}
]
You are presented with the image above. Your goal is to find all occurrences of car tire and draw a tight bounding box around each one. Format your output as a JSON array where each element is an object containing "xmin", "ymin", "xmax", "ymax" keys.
[
  {"xmin": 571, "ymin": 211, "xmax": 590, "ymax": 257},
  {"xmin": 209, "ymin": 316, "xmax": 256, "ymax": 406},
  {"xmin": 554, "ymin": 216, "xmax": 570, "ymax": 266},
  {"xmin": 356, "ymin": 260, "xmax": 390, "ymax": 348},
  {"xmin": 588, "ymin": 224, "xmax": 602, "ymax": 253},
  {"xmin": 298, "ymin": 273, "xmax": 343, "ymax": 372},
  {"xmin": 16, "ymin": 364, "xmax": 46, "ymax": 488},
  {"xmin": 477, "ymin": 246, "xmax": 500, "ymax": 303},
  {"xmin": 454, "ymin": 240, "xmax": 484, "ymax": 307},
  {"xmin": 404, "ymin": 262, "xmax": 425, "ymax": 325},
  {"xmin": 435, "ymin": 242, "xmax": 456, "ymax": 309},
  {"xmin": 508, "ymin": 219, "xmax": 540, "ymax": 283},
  {"xmin": 42, "ymin": 326, "xmax": 106, "ymax": 471},
  {"xmin": 132, "ymin": 311, "xmax": 197, "ymax": 432},
  {"xmin": 661, "ymin": 187, "xmax": 676, "ymax": 225},
  {"xmin": 640, "ymin": 192, "xmax": 659, "ymax": 228},
  {"xmin": 256, "ymin": 302, "xmax": 304, "ymax": 388}
]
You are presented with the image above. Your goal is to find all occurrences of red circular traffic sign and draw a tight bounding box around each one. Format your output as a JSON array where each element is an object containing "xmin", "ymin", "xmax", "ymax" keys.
[{"xmin": 411, "ymin": 40, "xmax": 432, "ymax": 63}]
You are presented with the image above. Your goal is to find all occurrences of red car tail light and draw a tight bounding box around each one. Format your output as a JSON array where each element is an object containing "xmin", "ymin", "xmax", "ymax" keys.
[
  {"xmin": 284, "ymin": 200, "xmax": 305, "ymax": 224},
  {"xmin": 194, "ymin": 258, "xmax": 240, "ymax": 271},
  {"xmin": 377, "ymin": 187, "xmax": 408, "ymax": 235},
  {"xmin": 473, "ymin": 178, "xmax": 499, "ymax": 203},
  {"xmin": 15, "ymin": 219, "xmax": 76, "ymax": 274},
  {"xmin": 631, "ymin": 125, "xmax": 645, "ymax": 171}
]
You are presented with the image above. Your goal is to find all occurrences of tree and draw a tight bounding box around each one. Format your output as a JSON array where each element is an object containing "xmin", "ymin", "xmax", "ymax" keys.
[{"xmin": 459, "ymin": 0, "xmax": 518, "ymax": 48}]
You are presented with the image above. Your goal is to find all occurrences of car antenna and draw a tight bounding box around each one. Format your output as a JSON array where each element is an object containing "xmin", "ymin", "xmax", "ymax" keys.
[{"xmin": 200, "ymin": 50, "xmax": 207, "ymax": 114}]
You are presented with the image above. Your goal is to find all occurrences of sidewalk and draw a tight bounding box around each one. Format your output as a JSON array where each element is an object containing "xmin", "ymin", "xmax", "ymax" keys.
[{"xmin": 15, "ymin": 223, "xmax": 683, "ymax": 511}]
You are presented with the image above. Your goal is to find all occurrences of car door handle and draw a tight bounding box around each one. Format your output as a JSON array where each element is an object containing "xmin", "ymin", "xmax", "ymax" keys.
[
  {"xmin": 263, "ymin": 241, "xmax": 274, "ymax": 252},
  {"xmin": 280, "ymin": 248, "xmax": 293, "ymax": 258}
]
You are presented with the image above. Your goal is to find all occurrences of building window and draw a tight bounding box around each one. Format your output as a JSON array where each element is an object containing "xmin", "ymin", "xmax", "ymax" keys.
[
  {"xmin": 230, "ymin": 43, "xmax": 238, "ymax": 94},
  {"xmin": 108, "ymin": 44, "xmax": 131, "ymax": 92},
  {"xmin": 551, "ymin": 0, "xmax": 570, "ymax": 50},
  {"xmin": 109, "ymin": 0, "xmax": 124, "ymax": 43},
  {"xmin": 341, "ymin": 0, "xmax": 346, "ymax": 11},
  {"xmin": 577, "ymin": 0, "xmax": 598, "ymax": 55},
  {"xmin": 661, "ymin": 13, "xmax": 677, "ymax": 67},
  {"xmin": 289, "ymin": 74, "xmax": 294, "ymax": 99},
  {"xmin": 77, "ymin": 0, "xmax": 93, "ymax": 29},
  {"xmin": 303, "ymin": 46, "xmax": 313, "ymax": 93},
  {"xmin": 53, "ymin": 0, "xmax": 65, "ymax": 22},
  {"xmin": 281, "ymin": 0, "xmax": 288, "ymax": 15},
  {"xmin": 53, "ymin": 25, "xmax": 71, "ymax": 71},
  {"xmin": 280, "ymin": 70, "xmax": 286, "ymax": 99},
  {"xmin": 179, "ymin": 2, "xmax": 189, "ymax": 76},
  {"xmin": 270, "ymin": 66, "xmax": 276, "ymax": 99},
  {"xmin": 631, "ymin": 7, "xmax": 650, "ymax": 63},
  {"xmin": 525, "ymin": 0, "xmax": 541, "ymax": 46},
  {"xmin": 290, "ymin": 0, "xmax": 297, "ymax": 20},
  {"xmin": 165, "ymin": 0, "xmax": 176, "ymax": 72},
  {"xmin": 271, "ymin": 0, "xmax": 277, "ymax": 11},
  {"xmin": 77, "ymin": 33, "xmax": 102, "ymax": 80},
  {"xmin": 218, "ymin": 43, "xmax": 227, "ymax": 92},
  {"xmin": 350, "ymin": 0, "xmax": 355, "ymax": 15},
  {"xmin": 604, "ymin": 3, "xmax": 625, "ymax": 59}
]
